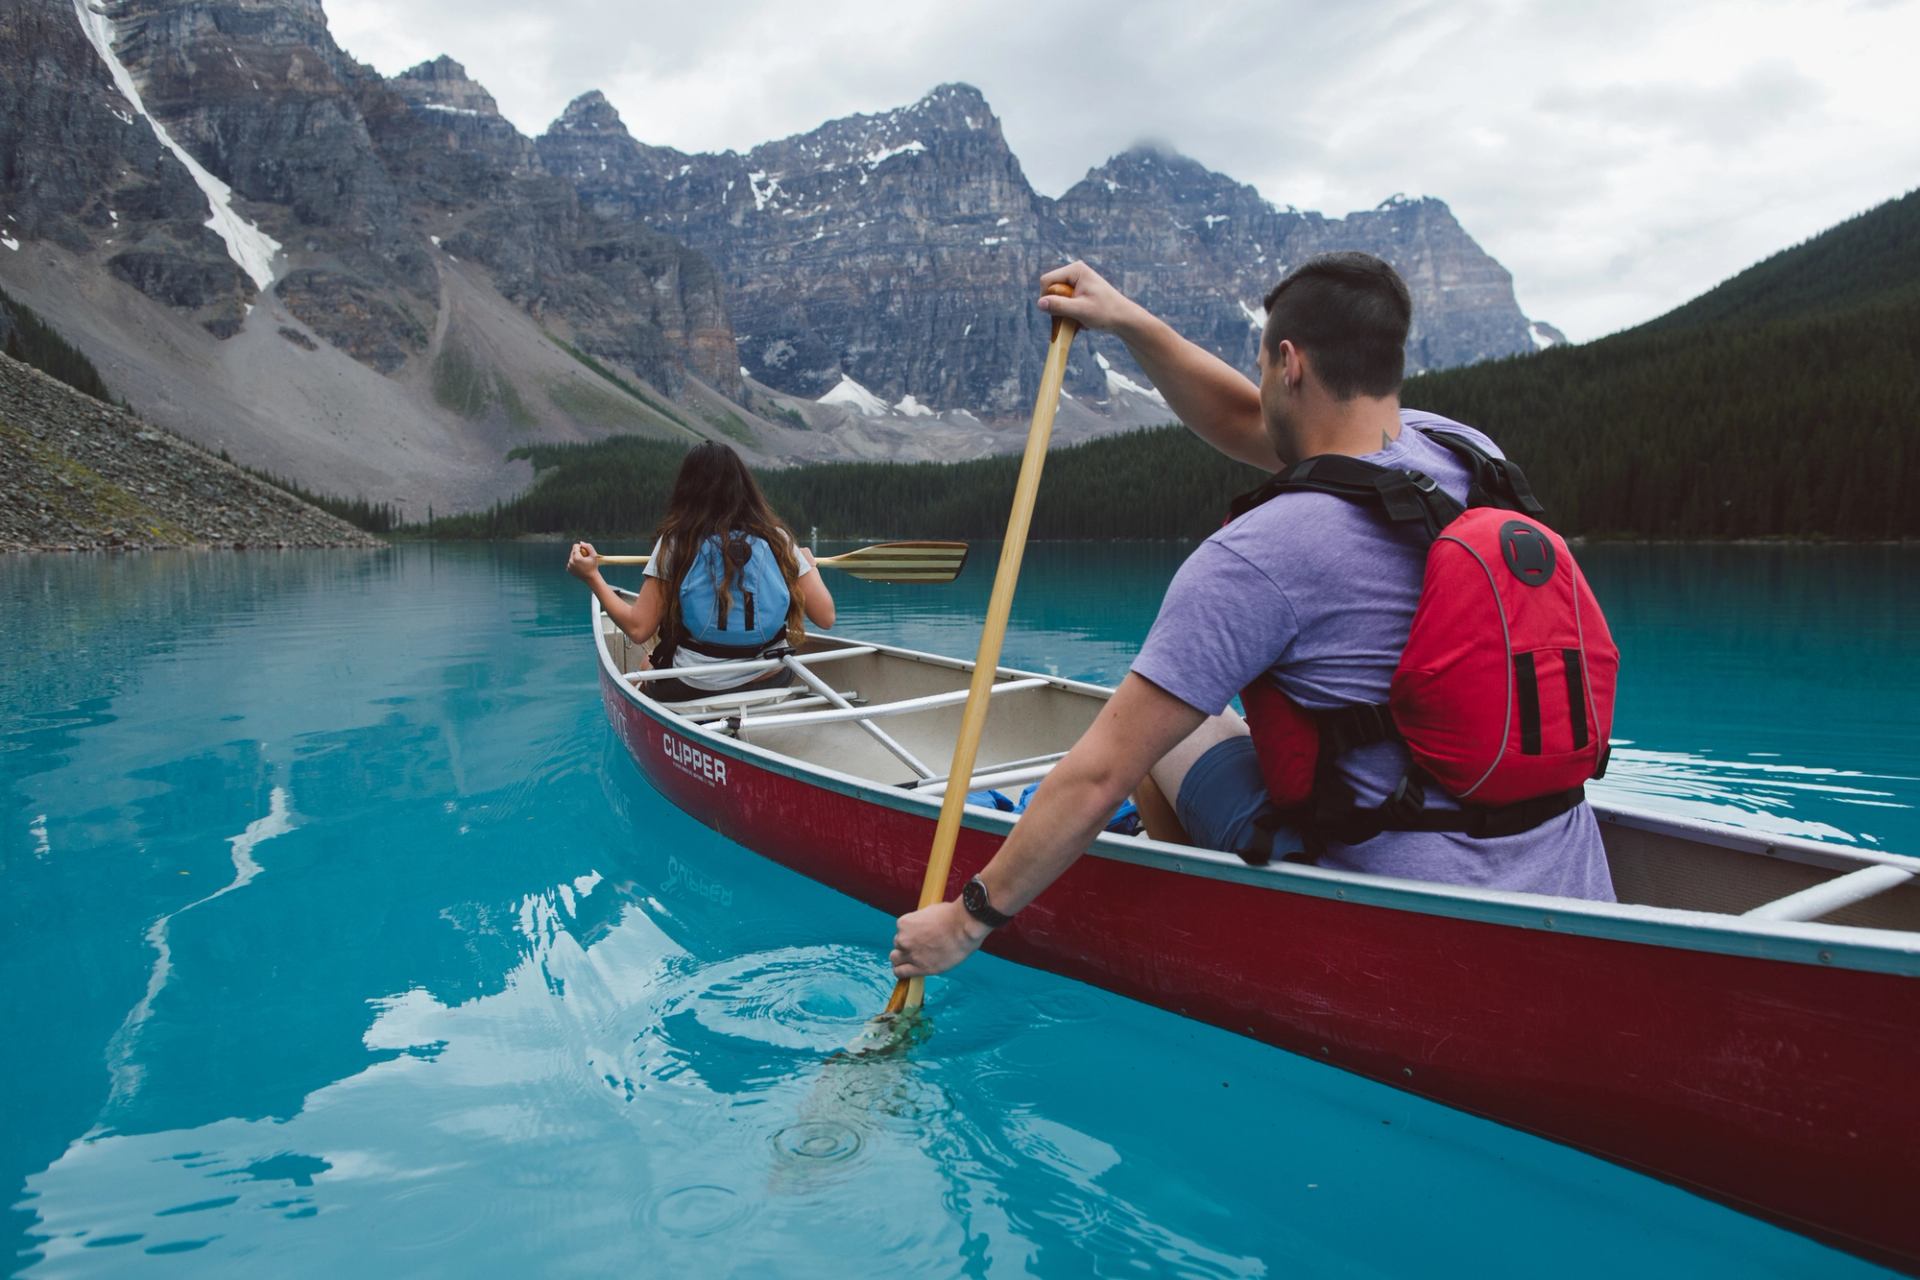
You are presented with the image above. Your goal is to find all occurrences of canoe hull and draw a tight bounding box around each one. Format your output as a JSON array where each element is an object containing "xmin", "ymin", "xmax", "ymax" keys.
[{"xmin": 603, "ymin": 664, "xmax": 1919, "ymax": 1270}]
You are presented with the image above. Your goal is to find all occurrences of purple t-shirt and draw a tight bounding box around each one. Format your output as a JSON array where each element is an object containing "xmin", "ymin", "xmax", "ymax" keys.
[{"xmin": 1133, "ymin": 409, "xmax": 1616, "ymax": 901}]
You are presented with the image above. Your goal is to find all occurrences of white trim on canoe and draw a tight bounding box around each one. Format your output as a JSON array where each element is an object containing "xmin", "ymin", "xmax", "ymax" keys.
[{"xmin": 593, "ymin": 601, "xmax": 1920, "ymax": 978}]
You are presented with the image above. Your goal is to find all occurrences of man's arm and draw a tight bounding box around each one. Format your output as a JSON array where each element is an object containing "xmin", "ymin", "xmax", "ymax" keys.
[
  {"xmin": 1038, "ymin": 261, "xmax": 1281, "ymax": 473},
  {"xmin": 889, "ymin": 673, "xmax": 1205, "ymax": 978}
]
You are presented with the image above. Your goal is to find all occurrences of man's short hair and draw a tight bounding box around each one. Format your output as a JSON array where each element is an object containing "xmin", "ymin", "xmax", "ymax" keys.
[{"xmin": 1261, "ymin": 252, "xmax": 1412, "ymax": 400}]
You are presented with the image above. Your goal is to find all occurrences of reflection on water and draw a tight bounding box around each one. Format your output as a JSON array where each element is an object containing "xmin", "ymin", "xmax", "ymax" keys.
[
  {"xmin": 108, "ymin": 784, "xmax": 293, "ymax": 1108},
  {"xmin": 1595, "ymin": 748, "xmax": 1914, "ymax": 844},
  {"xmin": 0, "ymin": 543, "xmax": 1908, "ymax": 1277}
]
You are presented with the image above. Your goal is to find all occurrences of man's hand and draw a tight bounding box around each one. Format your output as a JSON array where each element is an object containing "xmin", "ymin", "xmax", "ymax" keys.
[
  {"xmin": 1042, "ymin": 260, "xmax": 1277, "ymax": 472},
  {"xmin": 1038, "ymin": 261, "xmax": 1149, "ymax": 336},
  {"xmin": 890, "ymin": 899, "xmax": 992, "ymax": 979},
  {"xmin": 566, "ymin": 541, "xmax": 601, "ymax": 583}
]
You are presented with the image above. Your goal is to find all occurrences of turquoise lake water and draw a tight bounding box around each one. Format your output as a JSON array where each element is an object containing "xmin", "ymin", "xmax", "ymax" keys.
[{"xmin": 2, "ymin": 541, "xmax": 1914, "ymax": 1277}]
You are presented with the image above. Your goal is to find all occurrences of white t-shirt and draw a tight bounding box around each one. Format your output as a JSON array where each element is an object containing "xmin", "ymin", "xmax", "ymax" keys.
[{"xmin": 645, "ymin": 531, "xmax": 814, "ymax": 691}]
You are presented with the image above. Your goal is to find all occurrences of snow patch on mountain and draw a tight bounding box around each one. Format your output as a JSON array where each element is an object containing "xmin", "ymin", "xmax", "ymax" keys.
[
  {"xmin": 864, "ymin": 140, "xmax": 926, "ymax": 168},
  {"xmin": 71, "ymin": 0, "xmax": 282, "ymax": 292},
  {"xmin": 1239, "ymin": 299, "xmax": 1266, "ymax": 331},
  {"xmin": 819, "ymin": 375, "xmax": 891, "ymax": 416},
  {"xmin": 747, "ymin": 171, "xmax": 782, "ymax": 212},
  {"xmin": 1095, "ymin": 352, "xmax": 1167, "ymax": 405}
]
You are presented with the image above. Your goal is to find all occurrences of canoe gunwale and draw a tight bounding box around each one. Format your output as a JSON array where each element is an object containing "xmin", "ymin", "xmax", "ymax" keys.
[{"xmin": 593, "ymin": 601, "xmax": 1920, "ymax": 977}]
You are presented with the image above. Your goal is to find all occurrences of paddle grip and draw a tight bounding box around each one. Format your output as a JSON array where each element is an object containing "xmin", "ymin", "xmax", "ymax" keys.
[{"xmin": 1043, "ymin": 282, "xmax": 1078, "ymax": 342}]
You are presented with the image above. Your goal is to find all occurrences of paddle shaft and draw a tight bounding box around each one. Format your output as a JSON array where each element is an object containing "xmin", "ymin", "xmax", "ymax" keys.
[
  {"xmin": 592, "ymin": 540, "xmax": 964, "ymax": 582},
  {"xmin": 592, "ymin": 550, "xmax": 874, "ymax": 568},
  {"xmin": 886, "ymin": 293, "xmax": 1079, "ymax": 1015}
]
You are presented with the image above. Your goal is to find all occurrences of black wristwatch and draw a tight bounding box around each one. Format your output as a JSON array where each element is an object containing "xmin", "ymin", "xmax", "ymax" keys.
[{"xmin": 960, "ymin": 875, "xmax": 1014, "ymax": 928}]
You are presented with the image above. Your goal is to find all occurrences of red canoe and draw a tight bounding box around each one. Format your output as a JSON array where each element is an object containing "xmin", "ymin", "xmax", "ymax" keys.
[{"xmin": 592, "ymin": 606, "xmax": 1920, "ymax": 1270}]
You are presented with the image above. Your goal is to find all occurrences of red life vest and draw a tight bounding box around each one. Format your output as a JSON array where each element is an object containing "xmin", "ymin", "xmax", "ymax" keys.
[{"xmin": 1231, "ymin": 429, "xmax": 1618, "ymax": 859}]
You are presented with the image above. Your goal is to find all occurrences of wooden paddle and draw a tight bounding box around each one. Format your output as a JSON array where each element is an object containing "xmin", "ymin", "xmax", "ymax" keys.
[
  {"xmin": 594, "ymin": 540, "xmax": 969, "ymax": 584},
  {"xmin": 883, "ymin": 282, "xmax": 1079, "ymax": 1018}
]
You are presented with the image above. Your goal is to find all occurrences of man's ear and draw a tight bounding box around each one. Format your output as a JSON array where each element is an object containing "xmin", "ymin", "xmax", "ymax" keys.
[{"xmin": 1276, "ymin": 339, "xmax": 1304, "ymax": 391}]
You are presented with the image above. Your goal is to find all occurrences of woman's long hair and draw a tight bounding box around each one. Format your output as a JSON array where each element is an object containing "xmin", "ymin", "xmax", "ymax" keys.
[{"xmin": 655, "ymin": 442, "xmax": 806, "ymax": 646}]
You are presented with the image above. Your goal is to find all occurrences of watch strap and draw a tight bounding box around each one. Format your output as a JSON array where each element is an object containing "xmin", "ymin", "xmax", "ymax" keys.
[{"xmin": 962, "ymin": 875, "xmax": 1014, "ymax": 928}]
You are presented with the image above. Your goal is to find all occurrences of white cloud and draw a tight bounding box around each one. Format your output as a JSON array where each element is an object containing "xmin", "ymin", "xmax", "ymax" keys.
[{"xmin": 324, "ymin": 0, "xmax": 1920, "ymax": 341}]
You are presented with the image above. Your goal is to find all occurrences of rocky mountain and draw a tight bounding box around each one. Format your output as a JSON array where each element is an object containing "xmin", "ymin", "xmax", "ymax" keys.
[
  {"xmin": 540, "ymin": 84, "xmax": 1064, "ymax": 418},
  {"xmin": 0, "ymin": 0, "xmax": 259, "ymax": 337},
  {"xmin": 1, "ymin": 0, "xmax": 1554, "ymax": 510},
  {"xmin": 541, "ymin": 83, "xmax": 1551, "ymax": 419},
  {"xmin": 1053, "ymin": 149, "xmax": 1537, "ymax": 376},
  {"xmin": 0, "ymin": 0, "xmax": 787, "ymax": 512}
]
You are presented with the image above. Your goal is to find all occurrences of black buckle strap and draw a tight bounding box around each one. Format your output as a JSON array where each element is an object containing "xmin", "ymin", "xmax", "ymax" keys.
[
  {"xmin": 1228, "ymin": 427, "xmax": 1548, "ymax": 529},
  {"xmin": 1457, "ymin": 786, "xmax": 1587, "ymax": 838},
  {"xmin": 1300, "ymin": 761, "xmax": 1586, "ymax": 846},
  {"xmin": 1422, "ymin": 428, "xmax": 1548, "ymax": 519},
  {"xmin": 1250, "ymin": 774, "xmax": 1584, "ymax": 860},
  {"xmin": 1229, "ymin": 455, "xmax": 1464, "ymax": 543},
  {"xmin": 1315, "ymin": 702, "xmax": 1399, "ymax": 756},
  {"xmin": 1373, "ymin": 470, "xmax": 1462, "ymax": 540},
  {"xmin": 1326, "ymin": 782, "xmax": 1586, "ymax": 845},
  {"xmin": 1318, "ymin": 773, "xmax": 1427, "ymax": 845},
  {"xmin": 1237, "ymin": 807, "xmax": 1325, "ymax": 868},
  {"xmin": 1379, "ymin": 774, "xmax": 1429, "ymax": 826}
]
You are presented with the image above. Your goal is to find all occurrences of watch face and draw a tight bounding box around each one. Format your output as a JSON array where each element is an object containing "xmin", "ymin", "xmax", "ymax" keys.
[{"xmin": 962, "ymin": 878, "xmax": 987, "ymax": 913}]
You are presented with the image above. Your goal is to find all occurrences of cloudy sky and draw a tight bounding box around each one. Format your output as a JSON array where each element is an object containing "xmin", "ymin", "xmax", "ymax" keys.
[{"xmin": 327, "ymin": 0, "xmax": 1920, "ymax": 341}]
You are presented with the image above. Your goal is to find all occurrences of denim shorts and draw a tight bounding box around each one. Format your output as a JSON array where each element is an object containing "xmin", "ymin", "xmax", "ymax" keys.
[{"xmin": 1174, "ymin": 735, "xmax": 1306, "ymax": 862}]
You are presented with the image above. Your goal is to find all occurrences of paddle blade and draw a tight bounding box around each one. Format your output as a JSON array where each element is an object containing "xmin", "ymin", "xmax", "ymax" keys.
[
  {"xmin": 835, "ymin": 1006, "xmax": 931, "ymax": 1060},
  {"xmin": 819, "ymin": 541, "xmax": 969, "ymax": 584}
]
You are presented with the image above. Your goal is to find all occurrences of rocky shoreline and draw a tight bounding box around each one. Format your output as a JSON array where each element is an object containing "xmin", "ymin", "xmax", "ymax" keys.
[{"xmin": 0, "ymin": 352, "xmax": 382, "ymax": 552}]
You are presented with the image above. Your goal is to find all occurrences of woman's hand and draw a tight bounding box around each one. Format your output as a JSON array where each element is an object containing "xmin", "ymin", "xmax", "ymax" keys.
[{"xmin": 566, "ymin": 541, "xmax": 600, "ymax": 582}]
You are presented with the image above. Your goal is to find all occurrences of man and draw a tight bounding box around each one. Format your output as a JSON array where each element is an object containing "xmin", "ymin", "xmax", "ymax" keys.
[{"xmin": 891, "ymin": 252, "xmax": 1615, "ymax": 982}]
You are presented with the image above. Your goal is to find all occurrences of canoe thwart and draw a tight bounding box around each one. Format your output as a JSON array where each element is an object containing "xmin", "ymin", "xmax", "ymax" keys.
[
  {"xmin": 905, "ymin": 750, "xmax": 1071, "ymax": 791},
  {"xmin": 625, "ymin": 644, "xmax": 878, "ymax": 685},
  {"xmin": 919, "ymin": 760, "xmax": 1062, "ymax": 799},
  {"xmin": 779, "ymin": 656, "xmax": 935, "ymax": 779},
  {"xmin": 736, "ymin": 677, "xmax": 1051, "ymax": 731},
  {"xmin": 1743, "ymin": 863, "xmax": 1917, "ymax": 922}
]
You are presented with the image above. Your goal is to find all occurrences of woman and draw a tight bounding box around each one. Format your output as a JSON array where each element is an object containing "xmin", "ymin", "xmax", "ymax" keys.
[{"xmin": 567, "ymin": 442, "xmax": 834, "ymax": 701}]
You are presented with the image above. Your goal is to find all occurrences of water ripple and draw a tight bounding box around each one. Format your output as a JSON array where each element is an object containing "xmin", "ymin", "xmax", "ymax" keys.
[
  {"xmin": 663, "ymin": 944, "xmax": 894, "ymax": 1056},
  {"xmin": 771, "ymin": 1119, "xmax": 865, "ymax": 1164},
  {"xmin": 644, "ymin": 1183, "xmax": 756, "ymax": 1238}
]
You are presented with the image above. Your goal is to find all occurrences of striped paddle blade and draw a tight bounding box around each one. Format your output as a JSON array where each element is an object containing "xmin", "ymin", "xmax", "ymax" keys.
[{"xmin": 816, "ymin": 541, "xmax": 969, "ymax": 583}]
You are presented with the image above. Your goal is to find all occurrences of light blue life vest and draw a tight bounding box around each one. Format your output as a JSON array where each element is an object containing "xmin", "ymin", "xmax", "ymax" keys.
[{"xmin": 673, "ymin": 533, "xmax": 792, "ymax": 657}]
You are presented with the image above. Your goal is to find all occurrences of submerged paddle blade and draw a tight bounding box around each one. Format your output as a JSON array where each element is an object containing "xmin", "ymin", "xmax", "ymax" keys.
[
  {"xmin": 819, "ymin": 541, "xmax": 969, "ymax": 584},
  {"xmin": 837, "ymin": 1005, "xmax": 932, "ymax": 1060}
]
